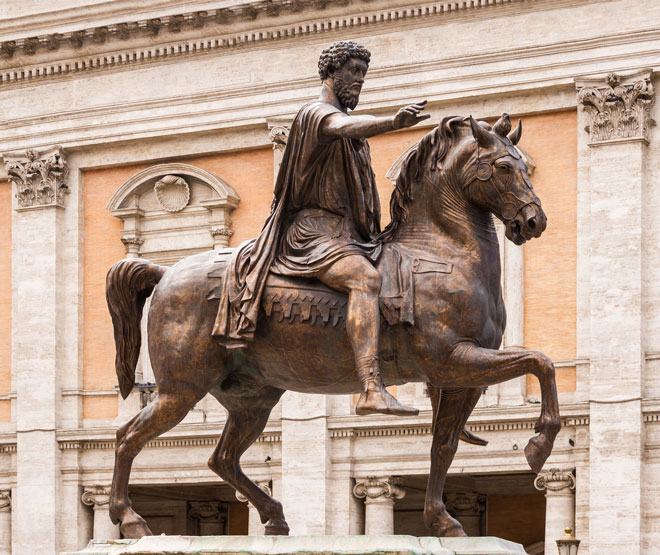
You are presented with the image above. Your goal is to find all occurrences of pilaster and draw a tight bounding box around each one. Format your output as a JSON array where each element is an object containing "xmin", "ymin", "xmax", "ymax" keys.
[
  {"xmin": 353, "ymin": 476, "xmax": 405, "ymax": 535},
  {"xmin": 576, "ymin": 68, "xmax": 654, "ymax": 555},
  {"xmin": 81, "ymin": 486, "xmax": 120, "ymax": 541},
  {"xmin": 281, "ymin": 392, "xmax": 330, "ymax": 535},
  {"xmin": 0, "ymin": 490, "xmax": 11, "ymax": 555},
  {"xmin": 534, "ymin": 469, "xmax": 576, "ymax": 555},
  {"xmin": 3, "ymin": 146, "xmax": 71, "ymax": 555}
]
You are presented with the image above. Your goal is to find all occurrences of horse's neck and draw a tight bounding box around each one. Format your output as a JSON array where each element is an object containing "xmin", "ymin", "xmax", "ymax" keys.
[{"xmin": 391, "ymin": 175, "xmax": 499, "ymax": 264}]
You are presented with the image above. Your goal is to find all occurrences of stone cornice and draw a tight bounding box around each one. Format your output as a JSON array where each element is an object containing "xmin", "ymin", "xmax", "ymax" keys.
[{"xmin": 0, "ymin": 0, "xmax": 526, "ymax": 68}]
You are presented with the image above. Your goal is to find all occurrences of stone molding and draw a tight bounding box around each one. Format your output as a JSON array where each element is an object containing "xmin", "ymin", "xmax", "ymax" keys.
[
  {"xmin": 576, "ymin": 69, "xmax": 655, "ymax": 144},
  {"xmin": 0, "ymin": 490, "xmax": 11, "ymax": 512},
  {"xmin": 353, "ymin": 476, "xmax": 405, "ymax": 502},
  {"xmin": 534, "ymin": 468, "xmax": 576, "ymax": 493},
  {"xmin": 81, "ymin": 485, "xmax": 111, "ymax": 508},
  {"xmin": 107, "ymin": 162, "xmax": 239, "ymax": 255},
  {"xmin": 2, "ymin": 146, "xmax": 69, "ymax": 209},
  {"xmin": 445, "ymin": 492, "xmax": 487, "ymax": 517},
  {"xmin": 0, "ymin": 0, "xmax": 522, "ymax": 75}
]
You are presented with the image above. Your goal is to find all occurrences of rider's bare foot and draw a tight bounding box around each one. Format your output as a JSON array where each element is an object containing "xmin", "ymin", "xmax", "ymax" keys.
[{"xmin": 356, "ymin": 381, "xmax": 419, "ymax": 416}]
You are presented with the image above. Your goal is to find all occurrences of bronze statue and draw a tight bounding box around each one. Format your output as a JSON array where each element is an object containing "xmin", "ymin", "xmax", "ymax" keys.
[
  {"xmin": 106, "ymin": 43, "xmax": 559, "ymax": 540},
  {"xmin": 214, "ymin": 41, "xmax": 427, "ymax": 416}
]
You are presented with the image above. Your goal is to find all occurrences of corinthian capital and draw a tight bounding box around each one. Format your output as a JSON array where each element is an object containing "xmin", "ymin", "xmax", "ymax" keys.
[
  {"xmin": 534, "ymin": 468, "xmax": 576, "ymax": 494},
  {"xmin": 353, "ymin": 476, "xmax": 405, "ymax": 502},
  {"xmin": 0, "ymin": 490, "xmax": 11, "ymax": 512},
  {"xmin": 3, "ymin": 146, "xmax": 69, "ymax": 209},
  {"xmin": 576, "ymin": 69, "xmax": 655, "ymax": 143}
]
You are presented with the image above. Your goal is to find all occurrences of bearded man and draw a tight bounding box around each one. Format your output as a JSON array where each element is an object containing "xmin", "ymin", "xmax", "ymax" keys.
[{"xmin": 214, "ymin": 40, "xmax": 429, "ymax": 416}]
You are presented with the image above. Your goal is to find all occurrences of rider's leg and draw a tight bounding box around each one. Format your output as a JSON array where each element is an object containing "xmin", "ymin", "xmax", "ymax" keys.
[{"xmin": 317, "ymin": 255, "xmax": 418, "ymax": 416}]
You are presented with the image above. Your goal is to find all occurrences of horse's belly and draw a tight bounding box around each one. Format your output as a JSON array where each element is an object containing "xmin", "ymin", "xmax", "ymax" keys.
[{"xmin": 248, "ymin": 316, "xmax": 423, "ymax": 394}]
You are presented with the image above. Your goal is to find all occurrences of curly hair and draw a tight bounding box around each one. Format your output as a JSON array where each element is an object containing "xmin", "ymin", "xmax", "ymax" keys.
[{"xmin": 318, "ymin": 41, "xmax": 371, "ymax": 81}]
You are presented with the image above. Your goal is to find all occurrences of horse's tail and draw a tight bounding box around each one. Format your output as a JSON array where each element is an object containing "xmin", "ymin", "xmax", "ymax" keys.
[{"xmin": 106, "ymin": 258, "xmax": 168, "ymax": 399}]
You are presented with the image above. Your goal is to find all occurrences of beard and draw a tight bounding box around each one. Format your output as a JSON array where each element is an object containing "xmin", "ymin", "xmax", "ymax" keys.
[{"xmin": 333, "ymin": 75, "xmax": 360, "ymax": 110}]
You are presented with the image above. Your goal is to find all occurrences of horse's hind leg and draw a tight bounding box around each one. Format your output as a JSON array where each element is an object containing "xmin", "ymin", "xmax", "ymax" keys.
[
  {"xmin": 208, "ymin": 385, "xmax": 288, "ymax": 535},
  {"xmin": 110, "ymin": 387, "xmax": 202, "ymax": 538},
  {"xmin": 424, "ymin": 387, "xmax": 482, "ymax": 536}
]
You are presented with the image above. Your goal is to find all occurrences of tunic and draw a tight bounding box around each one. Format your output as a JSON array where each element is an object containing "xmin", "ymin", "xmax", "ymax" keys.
[{"xmin": 213, "ymin": 101, "xmax": 382, "ymax": 347}]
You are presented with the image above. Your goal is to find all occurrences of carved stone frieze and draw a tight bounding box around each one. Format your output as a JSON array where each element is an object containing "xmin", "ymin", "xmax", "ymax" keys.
[
  {"xmin": 3, "ymin": 146, "xmax": 69, "ymax": 209},
  {"xmin": 534, "ymin": 468, "xmax": 576, "ymax": 493},
  {"xmin": 577, "ymin": 69, "xmax": 655, "ymax": 143},
  {"xmin": 353, "ymin": 476, "xmax": 405, "ymax": 502},
  {"xmin": 0, "ymin": 0, "xmax": 523, "ymax": 85}
]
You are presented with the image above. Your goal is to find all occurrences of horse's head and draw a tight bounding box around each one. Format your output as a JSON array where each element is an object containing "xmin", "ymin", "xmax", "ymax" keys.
[{"xmin": 460, "ymin": 114, "xmax": 546, "ymax": 244}]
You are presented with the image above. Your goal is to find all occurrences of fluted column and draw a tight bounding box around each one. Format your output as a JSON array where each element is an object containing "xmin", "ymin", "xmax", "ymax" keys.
[
  {"xmin": 81, "ymin": 486, "xmax": 120, "ymax": 540},
  {"xmin": 236, "ymin": 482, "xmax": 271, "ymax": 535},
  {"xmin": 445, "ymin": 492, "xmax": 486, "ymax": 537},
  {"xmin": 353, "ymin": 477, "xmax": 405, "ymax": 535},
  {"xmin": 0, "ymin": 491, "xmax": 11, "ymax": 555},
  {"xmin": 534, "ymin": 469, "xmax": 576, "ymax": 555}
]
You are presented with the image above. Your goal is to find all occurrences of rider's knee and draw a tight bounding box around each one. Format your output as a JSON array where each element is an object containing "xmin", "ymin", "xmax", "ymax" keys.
[{"xmin": 358, "ymin": 266, "xmax": 382, "ymax": 295}]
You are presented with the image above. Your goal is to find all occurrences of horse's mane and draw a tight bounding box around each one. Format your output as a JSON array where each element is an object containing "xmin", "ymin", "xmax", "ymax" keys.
[{"xmin": 379, "ymin": 116, "xmax": 465, "ymax": 242}]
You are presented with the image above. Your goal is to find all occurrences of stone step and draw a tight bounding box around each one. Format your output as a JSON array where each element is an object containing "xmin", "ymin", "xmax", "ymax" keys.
[{"xmin": 62, "ymin": 535, "xmax": 527, "ymax": 555}]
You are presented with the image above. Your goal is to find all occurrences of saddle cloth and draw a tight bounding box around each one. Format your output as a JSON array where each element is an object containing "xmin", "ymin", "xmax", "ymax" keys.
[{"xmin": 207, "ymin": 243, "xmax": 452, "ymax": 328}]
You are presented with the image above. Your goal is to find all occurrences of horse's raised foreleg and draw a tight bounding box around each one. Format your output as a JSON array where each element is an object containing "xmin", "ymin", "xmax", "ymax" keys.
[
  {"xmin": 209, "ymin": 385, "xmax": 288, "ymax": 535},
  {"xmin": 444, "ymin": 343, "xmax": 561, "ymax": 473},
  {"xmin": 424, "ymin": 387, "xmax": 481, "ymax": 536},
  {"xmin": 110, "ymin": 388, "xmax": 202, "ymax": 538}
]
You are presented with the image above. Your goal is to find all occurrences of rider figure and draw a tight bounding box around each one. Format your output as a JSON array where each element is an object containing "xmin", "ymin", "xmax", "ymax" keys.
[{"xmin": 214, "ymin": 41, "xmax": 429, "ymax": 416}]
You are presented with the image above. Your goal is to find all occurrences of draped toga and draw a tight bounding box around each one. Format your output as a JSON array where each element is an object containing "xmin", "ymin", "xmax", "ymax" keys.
[{"xmin": 213, "ymin": 100, "xmax": 382, "ymax": 348}]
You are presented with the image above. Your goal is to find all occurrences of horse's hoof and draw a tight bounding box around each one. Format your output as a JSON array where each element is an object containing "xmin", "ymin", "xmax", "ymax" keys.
[
  {"xmin": 431, "ymin": 515, "xmax": 467, "ymax": 537},
  {"xmin": 525, "ymin": 435, "xmax": 551, "ymax": 473},
  {"xmin": 265, "ymin": 519, "xmax": 290, "ymax": 536},
  {"xmin": 120, "ymin": 517, "xmax": 153, "ymax": 539}
]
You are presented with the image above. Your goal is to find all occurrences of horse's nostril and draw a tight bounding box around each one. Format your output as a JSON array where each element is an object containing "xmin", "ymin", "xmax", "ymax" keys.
[{"xmin": 527, "ymin": 217, "xmax": 537, "ymax": 231}]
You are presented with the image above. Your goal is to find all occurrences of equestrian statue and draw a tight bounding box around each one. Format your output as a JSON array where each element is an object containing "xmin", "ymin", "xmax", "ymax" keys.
[{"xmin": 106, "ymin": 40, "xmax": 560, "ymax": 539}]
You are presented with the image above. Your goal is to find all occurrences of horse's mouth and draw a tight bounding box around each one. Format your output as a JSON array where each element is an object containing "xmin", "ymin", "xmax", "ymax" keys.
[{"xmin": 507, "ymin": 220, "xmax": 527, "ymax": 245}]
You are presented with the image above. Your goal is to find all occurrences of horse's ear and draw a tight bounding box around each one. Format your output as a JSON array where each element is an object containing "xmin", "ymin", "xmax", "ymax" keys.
[
  {"xmin": 493, "ymin": 113, "xmax": 511, "ymax": 136},
  {"xmin": 469, "ymin": 115, "xmax": 491, "ymax": 147},
  {"xmin": 508, "ymin": 119, "xmax": 522, "ymax": 145}
]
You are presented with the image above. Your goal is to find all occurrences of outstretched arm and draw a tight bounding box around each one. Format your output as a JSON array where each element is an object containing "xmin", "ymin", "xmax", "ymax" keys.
[{"xmin": 319, "ymin": 100, "xmax": 430, "ymax": 141}]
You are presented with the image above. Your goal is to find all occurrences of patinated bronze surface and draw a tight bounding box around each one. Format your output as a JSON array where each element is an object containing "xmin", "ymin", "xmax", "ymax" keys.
[
  {"xmin": 214, "ymin": 41, "xmax": 429, "ymax": 416},
  {"xmin": 106, "ymin": 43, "xmax": 559, "ymax": 540}
]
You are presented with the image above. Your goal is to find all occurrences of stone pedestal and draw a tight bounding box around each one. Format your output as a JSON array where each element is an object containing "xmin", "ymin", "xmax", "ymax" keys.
[
  {"xmin": 534, "ymin": 469, "xmax": 576, "ymax": 555},
  {"xmin": 353, "ymin": 477, "xmax": 405, "ymax": 535},
  {"xmin": 62, "ymin": 535, "xmax": 528, "ymax": 555},
  {"xmin": 81, "ymin": 487, "xmax": 120, "ymax": 541}
]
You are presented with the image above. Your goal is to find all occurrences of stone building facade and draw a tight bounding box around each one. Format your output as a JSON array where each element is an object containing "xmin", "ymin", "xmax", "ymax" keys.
[{"xmin": 0, "ymin": 0, "xmax": 659, "ymax": 554}]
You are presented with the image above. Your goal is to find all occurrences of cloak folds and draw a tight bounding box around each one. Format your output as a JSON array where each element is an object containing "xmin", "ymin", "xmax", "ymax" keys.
[{"xmin": 212, "ymin": 101, "xmax": 381, "ymax": 348}]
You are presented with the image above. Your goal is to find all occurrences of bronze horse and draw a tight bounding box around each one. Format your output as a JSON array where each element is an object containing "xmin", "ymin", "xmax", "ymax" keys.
[{"xmin": 106, "ymin": 114, "xmax": 559, "ymax": 538}]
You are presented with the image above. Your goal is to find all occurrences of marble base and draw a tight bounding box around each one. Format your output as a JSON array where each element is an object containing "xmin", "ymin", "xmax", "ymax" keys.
[{"xmin": 63, "ymin": 535, "xmax": 527, "ymax": 555}]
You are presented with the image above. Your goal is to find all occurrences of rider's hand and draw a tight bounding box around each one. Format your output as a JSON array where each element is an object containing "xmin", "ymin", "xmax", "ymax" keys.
[{"xmin": 393, "ymin": 100, "xmax": 431, "ymax": 130}]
